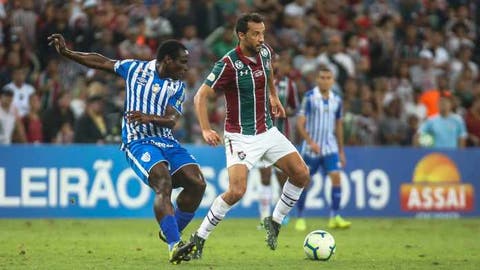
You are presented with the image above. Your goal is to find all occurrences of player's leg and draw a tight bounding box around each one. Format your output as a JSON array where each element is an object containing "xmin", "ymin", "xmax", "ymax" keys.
[
  {"xmin": 125, "ymin": 142, "xmax": 193, "ymax": 264},
  {"xmin": 261, "ymin": 128, "xmax": 310, "ymax": 250},
  {"xmin": 171, "ymin": 164, "xmax": 206, "ymax": 232},
  {"xmin": 324, "ymin": 154, "xmax": 351, "ymax": 229},
  {"xmin": 295, "ymin": 155, "xmax": 321, "ymax": 231},
  {"xmin": 258, "ymin": 166, "xmax": 273, "ymax": 226},
  {"xmin": 192, "ymin": 164, "xmax": 249, "ymax": 258},
  {"xmin": 274, "ymin": 169, "xmax": 290, "ymax": 225},
  {"xmin": 168, "ymin": 145, "xmax": 206, "ymax": 234}
]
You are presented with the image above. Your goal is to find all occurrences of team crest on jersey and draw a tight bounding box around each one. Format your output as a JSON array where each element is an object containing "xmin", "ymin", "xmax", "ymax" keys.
[
  {"xmin": 152, "ymin": 83, "xmax": 160, "ymax": 93},
  {"xmin": 234, "ymin": 60, "xmax": 244, "ymax": 69},
  {"xmin": 141, "ymin": 152, "xmax": 151, "ymax": 162},
  {"xmin": 237, "ymin": 151, "xmax": 246, "ymax": 160},
  {"xmin": 260, "ymin": 48, "xmax": 268, "ymax": 57}
]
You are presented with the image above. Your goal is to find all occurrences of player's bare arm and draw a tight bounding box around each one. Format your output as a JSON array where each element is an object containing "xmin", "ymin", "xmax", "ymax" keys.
[
  {"xmin": 126, "ymin": 105, "xmax": 180, "ymax": 129},
  {"xmin": 296, "ymin": 115, "xmax": 320, "ymax": 154},
  {"xmin": 194, "ymin": 84, "xmax": 221, "ymax": 146},
  {"xmin": 268, "ymin": 68, "xmax": 286, "ymax": 118},
  {"xmin": 335, "ymin": 119, "xmax": 346, "ymax": 167},
  {"xmin": 47, "ymin": 33, "xmax": 116, "ymax": 73}
]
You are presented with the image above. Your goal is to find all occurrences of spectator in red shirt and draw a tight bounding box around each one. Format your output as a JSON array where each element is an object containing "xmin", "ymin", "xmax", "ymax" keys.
[
  {"xmin": 465, "ymin": 96, "xmax": 480, "ymax": 146},
  {"xmin": 22, "ymin": 93, "xmax": 43, "ymax": 143}
]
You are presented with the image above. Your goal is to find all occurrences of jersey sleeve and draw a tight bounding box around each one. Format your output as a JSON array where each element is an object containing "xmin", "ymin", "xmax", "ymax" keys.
[
  {"xmin": 167, "ymin": 83, "xmax": 185, "ymax": 114},
  {"xmin": 204, "ymin": 59, "xmax": 233, "ymax": 92},
  {"xmin": 114, "ymin": 59, "xmax": 136, "ymax": 79}
]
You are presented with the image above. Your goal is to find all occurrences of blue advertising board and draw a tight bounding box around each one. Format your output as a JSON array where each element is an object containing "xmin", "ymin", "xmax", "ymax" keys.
[{"xmin": 0, "ymin": 145, "xmax": 478, "ymax": 218}]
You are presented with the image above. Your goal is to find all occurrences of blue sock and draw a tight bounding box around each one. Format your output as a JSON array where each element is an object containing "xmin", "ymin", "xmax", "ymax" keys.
[
  {"xmin": 175, "ymin": 209, "xmax": 195, "ymax": 232},
  {"xmin": 331, "ymin": 186, "xmax": 341, "ymax": 217},
  {"xmin": 297, "ymin": 190, "xmax": 307, "ymax": 217},
  {"xmin": 160, "ymin": 215, "xmax": 180, "ymax": 250}
]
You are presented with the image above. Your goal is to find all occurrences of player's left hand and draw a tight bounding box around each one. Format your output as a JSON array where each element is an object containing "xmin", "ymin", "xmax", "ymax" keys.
[
  {"xmin": 339, "ymin": 151, "xmax": 346, "ymax": 168},
  {"xmin": 270, "ymin": 95, "xmax": 286, "ymax": 118},
  {"xmin": 126, "ymin": 111, "xmax": 152, "ymax": 125}
]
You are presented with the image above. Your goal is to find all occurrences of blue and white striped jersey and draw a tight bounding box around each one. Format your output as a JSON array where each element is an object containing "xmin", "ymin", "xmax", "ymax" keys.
[
  {"xmin": 114, "ymin": 59, "xmax": 185, "ymax": 149},
  {"xmin": 298, "ymin": 87, "xmax": 342, "ymax": 157}
]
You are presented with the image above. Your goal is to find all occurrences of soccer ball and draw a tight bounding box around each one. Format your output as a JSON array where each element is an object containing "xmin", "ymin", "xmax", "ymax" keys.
[{"xmin": 303, "ymin": 230, "xmax": 336, "ymax": 261}]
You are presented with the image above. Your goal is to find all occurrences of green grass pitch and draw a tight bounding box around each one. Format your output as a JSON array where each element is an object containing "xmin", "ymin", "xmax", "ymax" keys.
[{"xmin": 1, "ymin": 218, "xmax": 479, "ymax": 270}]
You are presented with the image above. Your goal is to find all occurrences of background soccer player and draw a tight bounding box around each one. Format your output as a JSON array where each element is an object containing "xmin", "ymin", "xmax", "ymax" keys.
[
  {"xmin": 296, "ymin": 65, "xmax": 351, "ymax": 230},
  {"xmin": 189, "ymin": 13, "xmax": 310, "ymax": 258},
  {"xmin": 47, "ymin": 34, "xmax": 205, "ymax": 264}
]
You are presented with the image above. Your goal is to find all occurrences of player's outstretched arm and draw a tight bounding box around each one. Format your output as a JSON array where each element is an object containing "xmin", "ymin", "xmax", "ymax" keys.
[
  {"xmin": 297, "ymin": 115, "xmax": 320, "ymax": 154},
  {"xmin": 194, "ymin": 84, "xmax": 221, "ymax": 146},
  {"xmin": 126, "ymin": 105, "xmax": 180, "ymax": 129},
  {"xmin": 47, "ymin": 33, "xmax": 116, "ymax": 73}
]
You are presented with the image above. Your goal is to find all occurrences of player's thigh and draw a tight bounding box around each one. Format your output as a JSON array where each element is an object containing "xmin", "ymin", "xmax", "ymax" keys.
[
  {"xmin": 164, "ymin": 144, "xmax": 201, "ymax": 188},
  {"xmin": 125, "ymin": 141, "xmax": 169, "ymax": 186},
  {"xmin": 323, "ymin": 154, "xmax": 341, "ymax": 185},
  {"xmin": 171, "ymin": 163, "xmax": 205, "ymax": 189},
  {"xmin": 261, "ymin": 127, "xmax": 298, "ymax": 167},
  {"xmin": 224, "ymin": 132, "xmax": 264, "ymax": 170}
]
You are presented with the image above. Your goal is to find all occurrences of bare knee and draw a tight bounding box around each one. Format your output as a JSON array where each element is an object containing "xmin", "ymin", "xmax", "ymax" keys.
[
  {"xmin": 224, "ymin": 183, "xmax": 246, "ymax": 204},
  {"xmin": 185, "ymin": 171, "xmax": 207, "ymax": 193},
  {"xmin": 290, "ymin": 163, "xmax": 310, "ymax": 188}
]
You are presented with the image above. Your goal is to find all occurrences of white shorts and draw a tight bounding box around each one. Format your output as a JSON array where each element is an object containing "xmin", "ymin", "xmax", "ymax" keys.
[{"xmin": 224, "ymin": 127, "xmax": 298, "ymax": 170}]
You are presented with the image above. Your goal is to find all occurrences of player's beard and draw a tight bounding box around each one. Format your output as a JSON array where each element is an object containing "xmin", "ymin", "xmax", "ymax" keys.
[{"xmin": 245, "ymin": 42, "xmax": 261, "ymax": 56}]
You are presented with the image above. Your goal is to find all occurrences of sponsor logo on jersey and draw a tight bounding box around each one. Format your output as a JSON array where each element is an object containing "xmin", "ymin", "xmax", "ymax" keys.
[
  {"xmin": 253, "ymin": 70, "xmax": 263, "ymax": 78},
  {"xmin": 239, "ymin": 70, "xmax": 249, "ymax": 76},
  {"xmin": 141, "ymin": 152, "xmax": 151, "ymax": 162}
]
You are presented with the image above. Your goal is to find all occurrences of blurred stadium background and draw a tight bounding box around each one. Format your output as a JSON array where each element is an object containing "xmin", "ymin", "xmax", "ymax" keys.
[{"xmin": 0, "ymin": 0, "xmax": 479, "ymax": 269}]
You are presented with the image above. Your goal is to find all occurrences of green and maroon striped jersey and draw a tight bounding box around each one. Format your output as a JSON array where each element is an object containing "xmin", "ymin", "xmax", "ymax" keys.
[
  {"xmin": 204, "ymin": 45, "xmax": 274, "ymax": 135},
  {"xmin": 274, "ymin": 75, "xmax": 299, "ymax": 139}
]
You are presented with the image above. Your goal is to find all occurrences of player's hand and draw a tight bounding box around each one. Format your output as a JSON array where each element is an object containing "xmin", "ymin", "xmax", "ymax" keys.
[
  {"xmin": 126, "ymin": 111, "xmax": 152, "ymax": 125},
  {"xmin": 47, "ymin": 33, "xmax": 67, "ymax": 54},
  {"xmin": 309, "ymin": 142, "xmax": 320, "ymax": 154},
  {"xmin": 339, "ymin": 150, "xmax": 346, "ymax": 168},
  {"xmin": 269, "ymin": 95, "xmax": 286, "ymax": 118},
  {"xmin": 202, "ymin": 129, "xmax": 221, "ymax": 146}
]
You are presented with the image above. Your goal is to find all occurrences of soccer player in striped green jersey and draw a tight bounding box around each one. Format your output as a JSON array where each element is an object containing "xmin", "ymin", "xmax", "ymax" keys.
[{"xmin": 189, "ymin": 13, "xmax": 310, "ymax": 258}]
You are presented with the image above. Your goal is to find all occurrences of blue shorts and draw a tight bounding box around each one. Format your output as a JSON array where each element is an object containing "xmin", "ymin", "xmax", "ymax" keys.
[
  {"xmin": 302, "ymin": 153, "xmax": 340, "ymax": 176},
  {"xmin": 125, "ymin": 137, "xmax": 198, "ymax": 185}
]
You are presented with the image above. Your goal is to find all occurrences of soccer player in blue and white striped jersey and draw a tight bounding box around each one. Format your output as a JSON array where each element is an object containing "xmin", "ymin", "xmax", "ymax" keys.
[
  {"xmin": 296, "ymin": 66, "xmax": 351, "ymax": 230},
  {"xmin": 48, "ymin": 34, "xmax": 205, "ymax": 264}
]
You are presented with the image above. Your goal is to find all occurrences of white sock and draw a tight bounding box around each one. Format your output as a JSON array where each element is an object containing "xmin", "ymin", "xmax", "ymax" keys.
[
  {"xmin": 197, "ymin": 196, "xmax": 232, "ymax": 240},
  {"xmin": 272, "ymin": 180, "xmax": 303, "ymax": 224},
  {"xmin": 258, "ymin": 184, "xmax": 272, "ymax": 220}
]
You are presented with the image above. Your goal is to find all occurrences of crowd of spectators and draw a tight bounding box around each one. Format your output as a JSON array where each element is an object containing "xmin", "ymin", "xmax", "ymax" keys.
[{"xmin": 0, "ymin": 0, "xmax": 479, "ymax": 148}]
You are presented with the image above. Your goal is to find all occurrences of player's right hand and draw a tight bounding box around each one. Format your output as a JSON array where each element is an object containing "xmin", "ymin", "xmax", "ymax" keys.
[
  {"xmin": 47, "ymin": 34, "xmax": 67, "ymax": 54},
  {"xmin": 309, "ymin": 142, "xmax": 321, "ymax": 154},
  {"xmin": 202, "ymin": 129, "xmax": 221, "ymax": 146}
]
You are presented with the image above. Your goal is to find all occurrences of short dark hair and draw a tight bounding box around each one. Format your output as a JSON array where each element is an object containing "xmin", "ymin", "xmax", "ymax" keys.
[
  {"xmin": 235, "ymin": 13, "xmax": 264, "ymax": 35},
  {"xmin": 318, "ymin": 65, "xmax": 332, "ymax": 73},
  {"xmin": 156, "ymin": 40, "xmax": 187, "ymax": 62}
]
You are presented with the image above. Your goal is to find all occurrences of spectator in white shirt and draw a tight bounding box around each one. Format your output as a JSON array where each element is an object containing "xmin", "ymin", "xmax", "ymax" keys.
[{"xmin": 2, "ymin": 67, "xmax": 35, "ymax": 117}]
